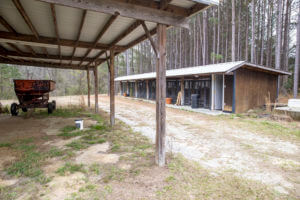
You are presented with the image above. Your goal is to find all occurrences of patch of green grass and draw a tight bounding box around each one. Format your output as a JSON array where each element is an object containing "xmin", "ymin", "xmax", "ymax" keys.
[
  {"xmin": 157, "ymin": 155, "xmax": 286, "ymax": 200},
  {"xmin": 246, "ymin": 119, "xmax": 300, "ymax": 138},
  {"xmin": 56, "ymin": 163, "xmax": 85, "ymax": 176},
  {"xmin": 47, "ymin": 147, "xmax": 64, "ymax": 157},
  {"xmin": 66, "ymin": 140, "xmax": 88, "ymax": 150},
  {"xmin": 111, "ymin": 143, "xmax": 120, "ymax": 152},
  {"xmin": 61, "ymin": 125, "xmax": 77, "ymax": 133},
  {"xmin": 58, "ymin": 131, "xmax": 83, "ymax": 138},
  {"xmin": 102, "ymin": 166, "xmax": 125, "ymax": 183},
  {"xmin": 0, "ymin": 142, "xmax": 12, "ymax": 148},
  {"xmin": 6, "ymin": 144, "xmax": 43, "ymax": 178},
  {"xmin": 91, "ymin": 124, "xmax": 107, "ymax": 131},
  {"xmin": 89, "ymin": 163, "xmax": 100, "ymax": 175},
  {"xmin": 58, "ymin": 125, "xmax": 84, "ymax": 138},
  {"xmin": 36, "ymin": 107, "xmax": 84, "ymax": 118}
]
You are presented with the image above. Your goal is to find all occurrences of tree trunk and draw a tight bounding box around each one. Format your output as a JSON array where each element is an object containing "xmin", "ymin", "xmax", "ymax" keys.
[
  {"xmin": 232, "ymin": 0, "xmax": 236, "ymax": 62},
  {"xmin": 260, "ymin": 0, "xmax": 266, "ymax": 65},
  {"xmin": 275, "ymin": 0, "xmax": 283, "ymax": 70},
  {"xmin": 293, "ymin": 4, "xmax": 300, "ymax": 98},
  {"xmin": 217, "ymin": 5, "xmax": 220, "ymax": 63},
  {"xmin": 251, "ymin": 0, "xmax": 255, "ymax": 63},
  {"xmin": 245, "ymin": 0, "xmax": 249, "ymax": 61}
]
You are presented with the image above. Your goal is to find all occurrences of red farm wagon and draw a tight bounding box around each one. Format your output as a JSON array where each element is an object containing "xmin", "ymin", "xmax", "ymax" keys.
[{"xmin": 11, "ymin": 80, "xmax": 56, "ymax": 116}]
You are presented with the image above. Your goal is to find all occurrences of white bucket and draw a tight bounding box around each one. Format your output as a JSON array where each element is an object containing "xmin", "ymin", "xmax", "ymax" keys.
[{"xmin": 75, "ymin": 119, "xmax": 84, "ymax": 130}]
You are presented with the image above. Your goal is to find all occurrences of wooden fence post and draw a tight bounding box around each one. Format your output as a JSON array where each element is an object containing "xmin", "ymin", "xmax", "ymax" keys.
[
  {"xmin": 87, "ymin": 67, "xmax": 91, "ymax": 107},
  {"xmin": 109, "ymin": 50, "xmax": 115, "ymax": 126},
  {"xmin": 94, "ymin": 66, "xmax": 98, "ymax": 113},
  {"xmin": 155, "ymin": 24, "xmax": 166, "ymax": 167}
]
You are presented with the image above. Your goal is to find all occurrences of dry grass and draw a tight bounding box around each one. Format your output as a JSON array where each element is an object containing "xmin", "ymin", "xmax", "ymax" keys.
[{"xmin": 0, "ymin": 106, "xmax": 296, "ymax": 200}]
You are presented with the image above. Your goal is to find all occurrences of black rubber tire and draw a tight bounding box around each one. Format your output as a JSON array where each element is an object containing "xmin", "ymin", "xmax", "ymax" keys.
[
  {"xmin": 11, "ymin": 103, "xmax": 19, "ymax": 116},
  {"xmin": 52, "ymin": 100, "xmax": 56, "ymax": 110},
  {"xmin": 22, "ymin": 107, "xmax": 28, "ymax": 112},
  {"xmin": 48, "ymin": 103, "xmax": 54, "ymax": 114}
]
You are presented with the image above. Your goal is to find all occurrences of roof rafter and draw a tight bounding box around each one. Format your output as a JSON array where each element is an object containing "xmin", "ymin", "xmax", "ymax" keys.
[
  {"xmin": 12, "ymin": 0, "xmax": 40, "ymax": 39},
  {"xmin": 3, "ymin": 50, "xmax": 101, "ymax": 62},
  {"xmin": 38, "ymin": 0, "xmax": 191, "ymax": 28},
  {"xmin": 0, "ymin": 31, "xmax": 126, "ymax": 51},
  {"xmin": 0, "ymin": 58, "xmax": 86, "ymax": 70},
  {"xmin": 70, "ymin": 9, "xmax": 87, "ymax": 65},
  {"xmin": 0, "ymin": 16, "xmax": 17, "ymax": 35},
  {"xmin": 78, "ymin": 14, "xmax": 118, "ymax": 66}
]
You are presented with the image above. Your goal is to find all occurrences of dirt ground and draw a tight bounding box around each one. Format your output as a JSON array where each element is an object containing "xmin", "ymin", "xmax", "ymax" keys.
[
  {"xmin": 1, "ymin": 95, "xmax": 300, "ymax": 199},
  {"xmin": 41, "ymin": 95, "xmax": 300, "ymax": 196}
]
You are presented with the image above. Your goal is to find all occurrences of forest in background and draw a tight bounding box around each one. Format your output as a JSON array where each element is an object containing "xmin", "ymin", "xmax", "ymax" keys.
[{"xmin": 0, "ymin": 0, "xmax": 299, "ymax": 100}]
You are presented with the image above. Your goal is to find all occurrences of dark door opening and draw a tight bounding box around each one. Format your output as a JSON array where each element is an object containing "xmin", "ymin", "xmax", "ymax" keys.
[{"xmin": 224, "ymin": 75, "xmax": 233, "ymax": 112}]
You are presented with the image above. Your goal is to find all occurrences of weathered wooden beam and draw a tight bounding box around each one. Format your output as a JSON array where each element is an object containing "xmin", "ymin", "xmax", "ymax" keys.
[
  {"xmin": 70, "ymin": 10, "xmax": 87, "ymax": 64},
  {"xmin": 109, "ymin": 50, "xmax": 115, "ymax": 126},
  {"xmin": 38, "ymin": 0, "xmax": 190, "ymax": 28},
  {"xmin": 0, "ymin": 58, "xmax": 86, "ymax": 70},
  {"xmin": 94, "ymin": 66, "xmax": 99, "ymax": 113},
  {"xmin": 0, "ymin": 15, "xmax": 38, "ymax": 58},
  {"xmin": 141, "ymin": 22, "xmax": 158, "ymax": 57},
  {"xmin": 42, "ymin": 47, "xmax": 49, "ymax": 58},
  {"xmin": 0, "ymin": 16, "xmax": 17, "ymax": 34},
  {"xmin": 24, "ymin": 45, "xmax": 36, "ymax": 56},
  {"xmin": 2, "ymin": 50, "xmax": 99, "ymax": 62},
  {"xmin": 108, "ymin": 0, "xmax": 188, "ymax": 16},
  {"xmin": 6, "ymin": 43, "xmax": 23, "ymax": 55},
  {"xmin": 0, "ymin": 31, "xmax": 126, "ymax": 51},
  {"xmin": 12, "ymin": 0, "xmax": 40, "ymax": 39},
  {"xmin": 50, "ymin": 4, "xmax": 62, "ymax": 63},
  {"xmin": 79, "ymin": 14, "xmax": 118, "ymax": 66},
  {"xmin": 87, "ymin": 67, "xmax": 91, "ymax": 107},
  {"xmin": 155, "ymin": 24, "xmax": 166, "ymax": 167}
]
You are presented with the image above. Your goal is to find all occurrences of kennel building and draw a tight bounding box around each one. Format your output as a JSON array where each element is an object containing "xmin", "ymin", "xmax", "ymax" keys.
[{"xmin": 116, "ymin": 61, "xmax": 290, "ymax": 113}]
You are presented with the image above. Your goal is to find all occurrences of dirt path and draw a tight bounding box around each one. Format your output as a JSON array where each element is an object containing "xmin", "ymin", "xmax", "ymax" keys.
[
  {"xmin": 1, "ymin": 95, "xmax": 300, "ymax": 196},
  {"xmin": 78, "ymin": 95, "xmax": 300, "ymax": 196}
]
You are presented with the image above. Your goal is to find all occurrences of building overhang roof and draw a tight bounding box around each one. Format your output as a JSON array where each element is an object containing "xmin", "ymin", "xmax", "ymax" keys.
[
  {"xmin": 0, "ymin": 0, "xmax": 218, "ymax": 70},
  {"xmin": 114, "ymin": 61, "xmax": 291, "ymax": 81}
]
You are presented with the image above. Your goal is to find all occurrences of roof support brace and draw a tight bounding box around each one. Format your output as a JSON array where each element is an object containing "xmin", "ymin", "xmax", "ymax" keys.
[
  {"xmin": 109, "ymin": 50, "xmax": 115, "ymax": 126},
  {"xmin": 141, "ymin": 22, "xmax": 158, "ymax": 58}
]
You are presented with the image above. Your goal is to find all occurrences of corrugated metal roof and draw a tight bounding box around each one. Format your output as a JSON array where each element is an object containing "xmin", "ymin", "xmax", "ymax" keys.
[
  {"xmin": 114, "ymin": 61, "xmax": 291, "ymax": 81},
  {"xmin": 0, "ymin": 0, "xmax": 218, "ymax": 70}
]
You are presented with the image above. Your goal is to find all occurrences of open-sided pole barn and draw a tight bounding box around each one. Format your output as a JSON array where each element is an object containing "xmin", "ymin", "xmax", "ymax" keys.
[{"xmin": 0, "ymin": 0, "xmax": 218, "ymax": 166}]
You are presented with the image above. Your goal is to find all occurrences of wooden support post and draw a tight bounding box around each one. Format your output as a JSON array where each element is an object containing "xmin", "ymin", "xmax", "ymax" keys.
[
  {"xmin": 126, "ymin": 81, "xmax": 129, "ymax": 95},
  {"xmin": 146, "ymin": 80, "xmax": 149, "ymax": 100},
  {"xmin": 109, "ymin": 50, "xmax": 115, "ymax": 126},
  {"xmin": 180, "ymin": 77, "xmax": 184, "ymax": 106},
  {"xmin": 155, "ymin": 24, "xmax": 166, "ymax": 167},
  {"xmin": 211, "ymin": 74, "xmax": 215, "ymax": 110},
  {"xmin": 120, "ymin": 82, "xmax": 123, "ymax": 96},
  {"xmin": 135, "ymin": 80, "xmax": 138, "ymax": 98},
  {"xmin": 87, "ymin": 67, "xmax": 91, "ymax": 107},
  {"xmin": 94, "ymin": 66, "xmax": 99, "ymax": 113}
]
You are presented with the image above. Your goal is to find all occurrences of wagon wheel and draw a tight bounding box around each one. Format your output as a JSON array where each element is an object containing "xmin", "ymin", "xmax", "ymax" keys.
[
  {"xmin": 48, "ymin": 103, "xmax": 54, "ymax": 114},
  {"xmin": 22, "ymin": 107, "xmax": 28, "ymax": 112},
  {"xmin": 10, "ymin": 103, "xmax": 19, "ymax": 116},
  {"xmin": 52, "ymin": 100, "xmax": 56, "ymax": 110}
]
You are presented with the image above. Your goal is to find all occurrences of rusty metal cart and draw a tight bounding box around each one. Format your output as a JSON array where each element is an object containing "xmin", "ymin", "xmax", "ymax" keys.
[{"xmin": 11, "ymin": 80, "xmax": 56, "ymax": 116}]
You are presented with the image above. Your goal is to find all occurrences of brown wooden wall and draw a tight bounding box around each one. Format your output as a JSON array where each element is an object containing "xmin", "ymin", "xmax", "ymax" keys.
[{"xmin": 235, "ymin": 68, "xmax": 278, "ymax": 113}]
